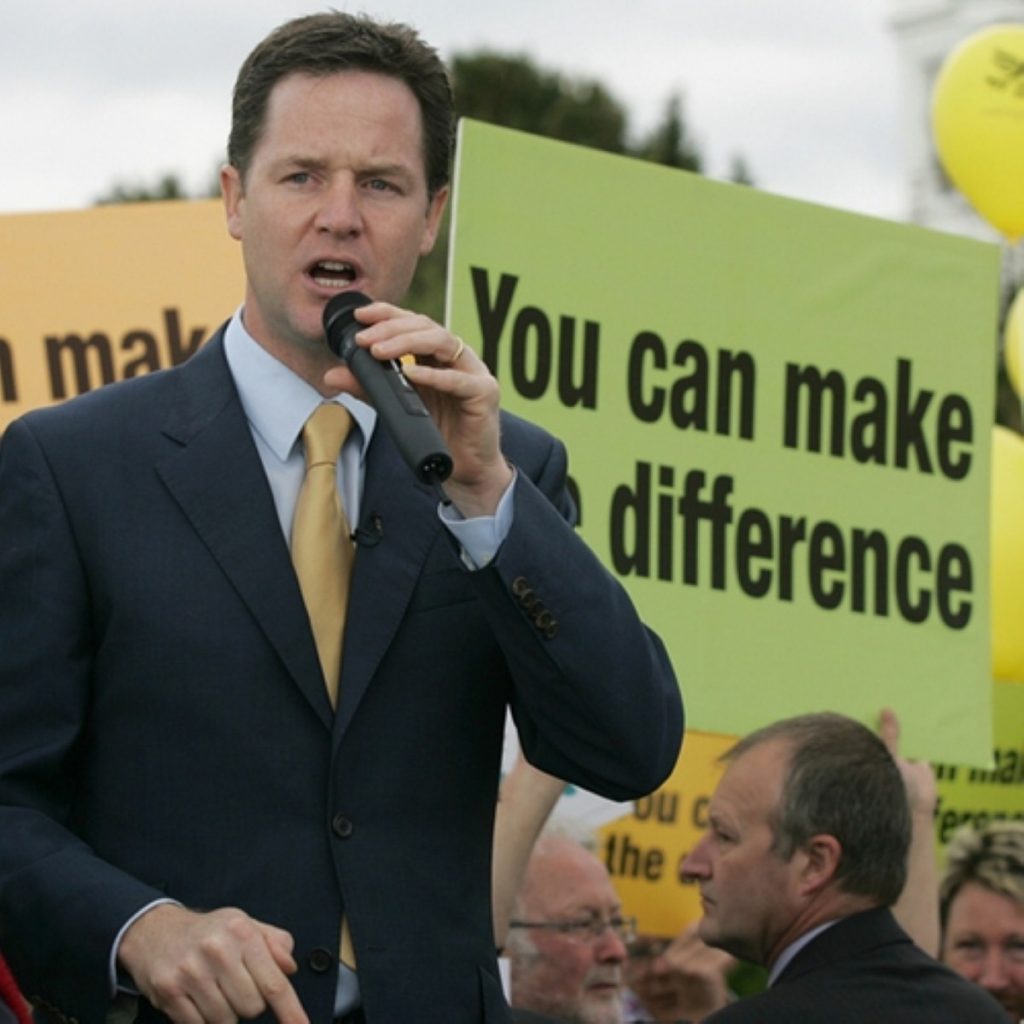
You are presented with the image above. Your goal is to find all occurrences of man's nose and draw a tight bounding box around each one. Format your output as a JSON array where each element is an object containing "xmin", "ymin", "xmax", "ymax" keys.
[
  {"xmin": 594, "ymin": 925, "xmax": 628, "ymax": 964},
  {"xmin": 315, "ymin": 177, "xmax": 363, "ymax": 236},
  {"xmin": 680, "ymin": 833, "xmax": 712, "ymax": 880}
]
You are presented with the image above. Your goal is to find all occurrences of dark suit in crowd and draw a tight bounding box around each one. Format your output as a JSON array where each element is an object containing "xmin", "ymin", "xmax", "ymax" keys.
[{"xmin": 704, "ymin": 907, "xmax": 1006, "ymax": 1023}]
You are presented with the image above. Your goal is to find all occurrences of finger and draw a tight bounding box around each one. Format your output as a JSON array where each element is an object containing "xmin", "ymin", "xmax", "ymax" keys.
[
  {"xmin": 243, "ymin": 942, "xmax": 308, "ymax": 1024},
  {"xmin": 152, "ymin": 992, "xmax": 205, "ymax": 1024},
  {"xmin": 259, "ymin": 923, "xmax": 299, "ymax": 975},
  {"xmin": 401, "ymin": 361, "xmax": 496, "ymax": 405},
  {"xmin": 350, "ymin": 304, "xmax": 434, "ymax": 348},
  {"xmin": 878, "ymin": 707, "xmax": 900, "ymax": 756},
  {"xmin": 157, "ymin": 980, "xmax": 232, "ymax": 1024},
  {"xmin": 351, "ymin": 307, "xmax": 474, "ymax": 368}
]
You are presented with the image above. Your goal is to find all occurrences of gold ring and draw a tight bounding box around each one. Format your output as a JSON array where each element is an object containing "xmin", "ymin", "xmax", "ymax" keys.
[{"xmin": 448, "ymin": 338, "xmax": 465, "ymax": 365}]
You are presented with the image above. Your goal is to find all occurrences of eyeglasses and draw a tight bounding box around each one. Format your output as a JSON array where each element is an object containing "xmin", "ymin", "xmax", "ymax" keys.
[{"xmin": 508, "ymin": 913, "xmax": 637, "ymax": 945}]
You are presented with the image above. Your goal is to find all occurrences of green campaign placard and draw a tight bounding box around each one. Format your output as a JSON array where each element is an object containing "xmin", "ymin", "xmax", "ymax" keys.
[
  {"xmin": 447, "ymin": 119, "xmax": 1001, "ymax": 765},
  {"xmin": 933, "ymin": 681, "xmax": 1024, "ymax": 848}
]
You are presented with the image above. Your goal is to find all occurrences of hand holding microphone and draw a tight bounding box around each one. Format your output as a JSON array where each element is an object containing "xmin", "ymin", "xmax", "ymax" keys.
[{"xmin": 323, "ymin": 291, "xmax": 453, "ymax": 486}]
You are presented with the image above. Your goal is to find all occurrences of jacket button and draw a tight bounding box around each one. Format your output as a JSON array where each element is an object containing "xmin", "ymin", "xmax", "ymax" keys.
[
  {"xmin": 332, "ymin": 813, "xmax": 354, "ymax": 838},
  {"xmin": 545, "ymin": 621, "xmax": 559, "ymax": 639},
  {"xmin": 309, "ymin": 947, "xmax": 334, "ymax": 973},
  {"xmin": 511, "ymin": 576, "xmax": 529, "ymax": 597},
  {"xmin": 535, "ymin": 609, "xmax": 552, "ymax": 629}
]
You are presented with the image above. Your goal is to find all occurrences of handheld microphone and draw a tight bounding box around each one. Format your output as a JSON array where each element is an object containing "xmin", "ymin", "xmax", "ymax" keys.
[{"xmin": 323, "ymin": 291, "xmax": 453, "ymax": 485}]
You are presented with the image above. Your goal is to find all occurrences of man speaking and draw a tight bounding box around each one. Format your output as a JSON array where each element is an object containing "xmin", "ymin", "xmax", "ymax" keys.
[{"xmin": 0, "ymin": 11, "xmax": 682, "ymax": 1023}]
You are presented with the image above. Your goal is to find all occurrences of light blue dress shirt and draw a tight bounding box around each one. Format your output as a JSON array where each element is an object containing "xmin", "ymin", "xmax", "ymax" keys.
[{"xmin": 112, "ymin": 310, "xmax": 515, "ymax": 1012}]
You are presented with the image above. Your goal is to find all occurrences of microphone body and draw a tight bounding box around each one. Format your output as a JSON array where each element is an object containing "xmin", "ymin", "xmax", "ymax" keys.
[{"xmin": 323, "ymin": 292, "xmax": 453, "ymax": 485}]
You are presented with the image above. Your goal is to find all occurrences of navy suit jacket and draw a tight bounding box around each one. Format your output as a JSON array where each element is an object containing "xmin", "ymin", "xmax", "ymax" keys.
[
  {"xmin": 0, "ymin": 333, "xmax": 682, "ymax": 1023},
  {"xmin": 704, "ymin": 907, "xmax": 1006, "ymax": 1023}
]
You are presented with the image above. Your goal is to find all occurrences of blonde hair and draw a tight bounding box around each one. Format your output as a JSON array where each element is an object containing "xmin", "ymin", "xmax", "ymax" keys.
[{"xmin": 939, "ymin": 821, "xmax": 1024, "ymax": 929}]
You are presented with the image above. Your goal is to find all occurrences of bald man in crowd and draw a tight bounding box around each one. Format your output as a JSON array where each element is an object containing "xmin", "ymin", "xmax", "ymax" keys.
[{"xmin": 505, "ymin": 832, "xmax": 631, "ymax": 1024}]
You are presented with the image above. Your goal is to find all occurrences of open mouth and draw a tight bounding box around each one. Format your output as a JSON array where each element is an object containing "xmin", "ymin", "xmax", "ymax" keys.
[{"xmin": 309, "ymin": 260, "xmax": 357, "ymax": 290}]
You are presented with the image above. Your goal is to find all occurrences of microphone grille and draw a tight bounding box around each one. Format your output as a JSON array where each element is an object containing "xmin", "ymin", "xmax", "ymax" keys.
[{"xmin": 323, "ymin": 290, "xmax": 372, "ymax": 335}]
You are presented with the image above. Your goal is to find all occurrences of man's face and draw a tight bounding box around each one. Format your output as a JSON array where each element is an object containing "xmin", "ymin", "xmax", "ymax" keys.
[
  {"xmin": 681, "ymin": 740, "xmax": 805, "ymax": 967},
  {"xmin": 943, "ymin": 881, "xmax": 1024, "ymax": 1022},
  {"xmin": 221, "ymin": 69, "xmax": 447, "ymax": 369},
  {"xmin": 510, "ymin": 839, "xmax": 627, "ymax": 1024}
]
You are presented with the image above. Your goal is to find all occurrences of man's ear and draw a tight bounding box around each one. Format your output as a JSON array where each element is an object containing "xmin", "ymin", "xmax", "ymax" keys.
[
  {"xmin": 221, "ymin": 164, "xmax": 245, "ymax": 241},
  {"xmin": 799, "ymin": 834, "xmax": 843, "ymax": 896},
  {"xmin": 419, "ymin": 185, "xmax": 449, "ymax": 256}
]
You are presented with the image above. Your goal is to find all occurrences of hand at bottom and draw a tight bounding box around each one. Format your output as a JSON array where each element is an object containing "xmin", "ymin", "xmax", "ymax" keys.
[{"xmin": 118, "ymin": 904, "xmax": 309, "ymax": 1024}]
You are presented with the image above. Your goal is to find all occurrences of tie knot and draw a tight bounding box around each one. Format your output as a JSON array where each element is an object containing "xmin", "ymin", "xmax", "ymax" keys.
[{"xmin": 302, "ymin": 403, "xmax": 352, "ymax": 468}]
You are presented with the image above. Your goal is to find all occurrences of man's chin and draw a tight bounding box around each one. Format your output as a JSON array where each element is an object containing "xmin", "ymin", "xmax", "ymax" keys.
[
  {"xmin": 696, "ymin": 914, "xmax": 718, "ymax": 945},
  {"xmin": 579, "ymin": 991, "xmax": 624, "ymax": 1024}
]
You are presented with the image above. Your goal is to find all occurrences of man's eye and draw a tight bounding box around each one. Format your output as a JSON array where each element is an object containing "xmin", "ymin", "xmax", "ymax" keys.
[{"xmin": 287, "ymin": 172, "xmax": 311, "ymax": 185}]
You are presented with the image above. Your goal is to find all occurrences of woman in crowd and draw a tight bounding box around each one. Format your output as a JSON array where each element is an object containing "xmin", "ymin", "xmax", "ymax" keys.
[{"xmin": 939, "ymin": 821, "xmax": 1024, "ymax": 1023}]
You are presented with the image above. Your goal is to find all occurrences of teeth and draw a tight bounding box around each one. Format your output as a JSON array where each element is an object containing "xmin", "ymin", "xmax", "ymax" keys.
[{"xmin": 311, "ymin": 260, "xmax": 355, "ymax": 288}]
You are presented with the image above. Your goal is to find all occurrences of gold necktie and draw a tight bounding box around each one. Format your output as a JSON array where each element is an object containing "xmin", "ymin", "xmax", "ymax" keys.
[
  {"xmin": 290, "ymin": 403, "xmax": 358, "ymax": 971},
  {"xmin": 291, "ymin": 403, "xmax": 354, "ymax": 709}
]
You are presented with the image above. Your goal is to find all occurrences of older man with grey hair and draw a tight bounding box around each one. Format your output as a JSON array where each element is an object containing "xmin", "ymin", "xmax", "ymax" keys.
[{"xmin": 505, "ymin": 830, "xmax": 633, "ymax": 1024}]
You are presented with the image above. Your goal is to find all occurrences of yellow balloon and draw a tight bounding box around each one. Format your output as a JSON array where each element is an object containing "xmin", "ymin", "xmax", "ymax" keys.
[
  {"xmin": 991, "ymin": 425, "xmax": 1024, "ymax": 681},
  {"xmin": 933, "ymin": 24, "xmax": 1024, "ymax": 241},
  {"xmin": 1006, "ymin": 287, "xmax": 1024, "ymax": 397}
]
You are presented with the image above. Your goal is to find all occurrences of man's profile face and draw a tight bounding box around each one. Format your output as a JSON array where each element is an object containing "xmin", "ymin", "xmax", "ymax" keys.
[
  {"xmin": 221, "ymin": 68, "xmax": 447, "ymax": 369},
  {"xmin": 510, "ymin": 838, "xmax": 627, "ymax": 1024},
  {"xmin": 681, "ymin": 740, "xmax": 804, "ymax": 966}
]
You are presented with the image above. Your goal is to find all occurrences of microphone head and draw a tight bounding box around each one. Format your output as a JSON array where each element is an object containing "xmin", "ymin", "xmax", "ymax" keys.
[{"xmin": 323, "ymin": 291, "xmax": 372, "ymax": 356}]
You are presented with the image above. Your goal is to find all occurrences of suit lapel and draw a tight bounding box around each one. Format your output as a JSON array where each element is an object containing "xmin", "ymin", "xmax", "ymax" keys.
[
  {"xmin": 334, "ymin": 425, "xmax": 442, "ymax": 739},
  {"xmin": 154, "ymin": 335, "xmax": 334, "ymax": 730}
]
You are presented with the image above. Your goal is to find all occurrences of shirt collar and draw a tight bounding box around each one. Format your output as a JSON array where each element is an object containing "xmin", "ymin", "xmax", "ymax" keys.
[
  {"xmin": 223, "ymin": 307, "xmax": 377, "ymax": 462},
  {"xmin": 767, "ymin": 918, "xmax": 839, "ymax": 987}
]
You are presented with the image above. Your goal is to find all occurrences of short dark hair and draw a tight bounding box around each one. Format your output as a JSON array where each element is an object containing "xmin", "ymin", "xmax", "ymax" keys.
[
  {"xmin": 228, "ymin": 11, "xmax": 454, "ymax": 197},
  {"xmin": 725, "ymin": 712, "xmax": 911, "ymax": 906}
]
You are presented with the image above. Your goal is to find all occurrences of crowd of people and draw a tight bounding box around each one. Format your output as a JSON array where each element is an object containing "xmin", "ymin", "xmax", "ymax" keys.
[
  {"xmin": 499, "ymin": 712, "xmax": 1024, "ymax": 1024},
  {"xmin": 1, "ymin": 712, "xmax": 1021, "ymax": 1022},
  {"xmin": 0, "ymin": 7, "xmax": 1020, "ymax": 1024}
]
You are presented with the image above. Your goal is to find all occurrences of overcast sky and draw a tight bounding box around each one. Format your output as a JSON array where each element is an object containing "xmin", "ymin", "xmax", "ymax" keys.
[{"xmin": 2, "ymin": 1, "xmax": 909, "ymax": 221}]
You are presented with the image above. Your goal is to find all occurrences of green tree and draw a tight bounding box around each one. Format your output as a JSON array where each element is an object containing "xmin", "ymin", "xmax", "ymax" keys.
[
  {"xmin": 94, "ymin": 165, "xmax": 221, "ymax": 206},
  {"xmin": 451, "ymin": 51, "xmax": 628, "ymax": 154},
  {"xmin": 94, "ymin": 172, "xmax": 190, "ymax": 205},
  {"xmin": 635, "ymin": 92, "xmax": 702, "ymax": 173},
  {"xmin": 727, "ymin": 153, "xmax": 756, "ymax": 186}
]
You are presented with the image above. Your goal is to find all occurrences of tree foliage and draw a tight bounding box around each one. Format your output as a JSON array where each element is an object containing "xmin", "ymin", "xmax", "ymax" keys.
[
  {"xmin": 94, "ymin": 172, "xmax": 190, "ymax": 205},
  {"xmin": 452, "ymin": 51, "xmax": 628, "ymax": 154},
  {"xmin": 635, "ymin": 92, "xmax": 702, "ymax": 173}
]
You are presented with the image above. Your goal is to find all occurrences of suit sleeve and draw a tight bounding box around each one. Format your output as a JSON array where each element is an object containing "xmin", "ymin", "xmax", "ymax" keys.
[
  {"xmin": 0, "ymin": 418, "xmax": 166, "ymax": 1016},
  {"xmin": 467, "ymin": 422, "xmax": 684, "ymax": 800}
]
